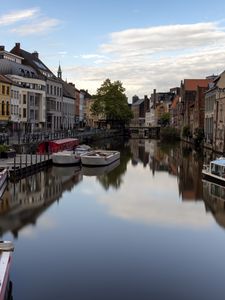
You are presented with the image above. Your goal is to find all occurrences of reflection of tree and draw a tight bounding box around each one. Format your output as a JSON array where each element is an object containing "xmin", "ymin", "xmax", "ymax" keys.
[{"xmin": 97, "ymin": 145, "xmax": 132, "ymax": 190}]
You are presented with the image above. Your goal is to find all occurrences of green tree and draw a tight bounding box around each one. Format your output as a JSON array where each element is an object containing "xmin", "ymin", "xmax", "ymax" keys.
[
  {"xmin": 159, "ymin": 112, "xmax": 170, "ymax": 127},
  {"xmin": 91, "ymin": 79, "xmax": 133, "ymax": 128}
]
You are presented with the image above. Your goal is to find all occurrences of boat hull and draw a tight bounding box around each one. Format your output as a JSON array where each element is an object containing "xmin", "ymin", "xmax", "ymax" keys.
[
  {"xmin": 202, "ymin": 170, "xmax": 225, "ymax": 186},
  {"xmin": 0, "ymin": 252, "xmax": 12, "ymax": 300},
  {"xmin": 52, "ymin": 151, "xmax": 80, "ymax": 165},
  {"xmin": 81, "ymin": 150, "xmax": 120, "ymax": 166}
]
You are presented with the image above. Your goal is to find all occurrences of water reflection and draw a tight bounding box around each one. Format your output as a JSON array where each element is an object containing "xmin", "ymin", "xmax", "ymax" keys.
[
  {"xmin": 0, "ymin": 165, "xmax": 82, "ymax": 238},
  {"xmin": 95, "ymin": 139, "xmax": 213, "ymax": 228},
  {"xmin": 129, "ymin": 139, "xmax": 204, "ymax": 201},
  {"xmin": 0, "ymin": 138, "xmax": 220, "ymax": 237},
  {"xmin": 202, "ymin": 180, "xmax": 225, "ymax": 229}
]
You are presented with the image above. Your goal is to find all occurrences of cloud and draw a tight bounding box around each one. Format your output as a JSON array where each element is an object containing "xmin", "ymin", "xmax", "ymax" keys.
[
  {"xmin": 100, "ymin": 22, "xmax": 225, "ymax": 56},
  {"xmin": 81, "ymin": 54, "xmax": 107, "ymax": 59},
  {"xmin": 0, "ymin": 8, "xmax": 38, "ymax": 26},
  {"xmin": 65, "ymin": 21, "xmax": 225, "ymax": 99},
  {"xmin": 0, "ymin": 7, "xmax": 60, "ymax": 36},
  {"xmin": 11, "ymin": 18, "xmax": 60, "ymax": 36}
]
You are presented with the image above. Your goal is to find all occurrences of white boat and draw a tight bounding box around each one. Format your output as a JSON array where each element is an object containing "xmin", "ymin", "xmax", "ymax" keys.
[
  {"xmin": 81, "ymin": 150, "xmax": 120, "ymax": 166},
  {"xmin": 0, "ymin": 241, "xmax": 14, "ymax": 300},
  {"xmin": 52, "ymin": 145, "xmax": 91, "ymax": 165},
  {"xmin": 202, "ymin": 157, "xmax": 225, "ymax": 185}
]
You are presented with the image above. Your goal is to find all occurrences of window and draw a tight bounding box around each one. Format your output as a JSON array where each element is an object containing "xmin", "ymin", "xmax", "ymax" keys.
[
  {"xmin": 6, "ymin": 86, "xmax": 10, "ymax": 95},
  {"xmin": 23, "ymin": 108, "xmax": 26, "ymax": 118},
  {"xmin": 6, "ymin": 101, "xmax": 9, "ymax": 115},
  {"xmin": 2, "ymin": 85, "xmax": 5, "ymax": 94},
  {"xmin": 2, "ymin": 101, "xmax": 5, "ymax": 115},
  {"xmin": 23, "ymin": 94, "xmax": 26, "ymax": 104}
]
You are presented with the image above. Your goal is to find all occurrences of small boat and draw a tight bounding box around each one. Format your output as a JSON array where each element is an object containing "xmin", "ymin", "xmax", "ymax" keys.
[
  {"xmin": 81, "ymin": 150, "xmax": 120, "ymax": 166},
  {"xmin": 52, "ymin": 145, "xmax": 91, "ymax": 165},
  {"xmin": 0, "ymin": 241, "xmax": 14, "ymax": 300},
  {"xmin": 82, "ymin": 159, "xmax": 120, "ymax": 176},
  {"xmin": 202, "ymin": 157, "xmax": 225, "ymax": 185}
]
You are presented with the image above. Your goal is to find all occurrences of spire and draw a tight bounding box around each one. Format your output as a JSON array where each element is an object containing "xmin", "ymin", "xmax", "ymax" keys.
[{"xmin": 57, "ymin": 62, "xmax": 62, "ymax": 79}]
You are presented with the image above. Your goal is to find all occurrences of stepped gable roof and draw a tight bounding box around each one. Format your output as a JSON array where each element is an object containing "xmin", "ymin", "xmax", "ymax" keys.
[
  {"xmin": 0, "ymin": 74, "xmax": 12, "ymax": 84},
  {"xmin": 183, "ymin": 79, "xmax": 211, "ymax": 91},
  {"xmin": 11, "ymin": 44, "xmax": 54, "ymax": 79}
]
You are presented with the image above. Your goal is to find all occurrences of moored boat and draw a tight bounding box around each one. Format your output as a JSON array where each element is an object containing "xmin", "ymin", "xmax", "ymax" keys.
[
  {"xmin": 202, "ymin": 157, "xmax": 225, "ymax": 185},
  {"xmin": 81, "ymin": 150, "xmax": 120, "ymax": 166},
  {"xmin": 0, "ymin": 241, "xmax": 14, "ymax": 300},
  {"xmin": 52, "ymin": 145, "xmax": 91, "ymax": 165}
]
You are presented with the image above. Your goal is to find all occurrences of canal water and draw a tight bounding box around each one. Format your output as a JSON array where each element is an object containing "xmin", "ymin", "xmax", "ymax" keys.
[{"xmin": 1, "ymin": 138, "xmax": 225, "ymax": 300}]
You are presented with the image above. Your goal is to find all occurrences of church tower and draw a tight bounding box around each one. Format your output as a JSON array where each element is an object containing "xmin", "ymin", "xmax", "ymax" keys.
[{"xmin": 57, "ymin": 63, "xmax": 62, "ymax": 79}]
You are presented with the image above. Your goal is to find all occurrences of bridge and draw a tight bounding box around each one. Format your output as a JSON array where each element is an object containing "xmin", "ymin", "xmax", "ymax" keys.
[{"xmin": 129, "ymin": 126, "xmax": 160, "ymax": 138}]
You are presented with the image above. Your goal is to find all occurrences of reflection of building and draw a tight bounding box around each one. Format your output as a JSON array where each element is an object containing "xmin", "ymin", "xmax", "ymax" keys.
[
  {"xmin": 0, "ymin": 166, "xmax": 82, "ymax": 237},
  {"xmin": 203, "ymin": 180, "xmax": 225, "ymax": 229},
  {"xmin": 129, "ymin": 139, "xmax": 149, "ymax": 166},
  {"xmin": 178, "ymin": 146, "xmax": 203, "ymax": 201}
]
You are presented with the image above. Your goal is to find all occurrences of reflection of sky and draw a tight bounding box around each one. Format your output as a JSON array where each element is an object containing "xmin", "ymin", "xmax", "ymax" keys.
[{"xmin": 80, "ymin": 162, "xmax": 214, "ymax": 229}]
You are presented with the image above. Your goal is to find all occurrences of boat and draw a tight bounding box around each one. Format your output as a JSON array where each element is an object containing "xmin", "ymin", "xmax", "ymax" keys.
[
  {"xmin": 0, "ymin": 168, "xmax": 7, "ymax": 198},
  {"xmin": 202, "ymin": 157, "xmax": 225, "ymax": 185},
  {"xmin": 52, "ymin": 145, "xmax": 91, "ymax": 165},
  {"xmin": 80, "ymin": 150, "xmax": 120, "ymax": 166},
  {"xmin": 82, "ymin": 159, "xmax": 120, "ymax": 176},
  {"xmin": 0, "ymin": 241, "xmax": 14, "ymax": 300}
]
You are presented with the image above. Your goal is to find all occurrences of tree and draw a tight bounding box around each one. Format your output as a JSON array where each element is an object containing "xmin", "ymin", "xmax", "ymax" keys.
[
  {"xmin": 91, "ymin": 79, "xmax": 133, "ymax": 128},
  {"xmin": 159, "ymin": 112, "xmax": 170, "ymax": 127}
]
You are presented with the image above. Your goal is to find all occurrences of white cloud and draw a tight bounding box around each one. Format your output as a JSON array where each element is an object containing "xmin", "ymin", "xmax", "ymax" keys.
[
  {"xmin": 0, "ymin": 8, "xmax": 39, "ymax": 26},
  {"xmin": 11, "ymin": 18, "xmax": 60, "ymax": 36},
  {"xmin": 81, "ymin": 54, "xmax": 106, "ymax": 59},
  {"xmin": 0, "ymin": 7, "xmax": 60, "ymax": 36},
  {"xmin": 101, "ymin": 22, "xmax": 225, "ymax": 56},
  {"xmin": 65, "ymin": 21, "xmax": 225, "ymax": 99}
]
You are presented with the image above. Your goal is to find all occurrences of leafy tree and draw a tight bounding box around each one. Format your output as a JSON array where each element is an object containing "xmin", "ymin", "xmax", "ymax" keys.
[
  {"xmin": 91, "ymin": 79, "xmax": 133, "ymax": 127},
  {"xmin": 182, "ymin": 125, "xmax": 192, "ymax": 138},
  {"xmin": 159, "ymin": 112, "xmax": 170, "ymax": 127}
]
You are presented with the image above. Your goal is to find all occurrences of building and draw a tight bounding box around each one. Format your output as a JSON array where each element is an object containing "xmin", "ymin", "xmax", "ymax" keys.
[
  {"xmin": 180, "ymin": 78, "xmax": 212, "ymax": 136},
  {"xmin": 10, "ymin": 43, "xmax": 63, "ymax": 131},
  {"xmin": 205, "ymin": 71, "xmax": 225, "ymax": 152},
  {"xmin": 0, "ymin": 75, "xmax": 11, "ymax": 128}
]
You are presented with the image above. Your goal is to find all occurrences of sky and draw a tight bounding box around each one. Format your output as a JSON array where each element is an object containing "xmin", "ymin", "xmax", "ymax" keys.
[{"xmin": 1, "ymin": 0, "xmax": 225, "ymax": 101}]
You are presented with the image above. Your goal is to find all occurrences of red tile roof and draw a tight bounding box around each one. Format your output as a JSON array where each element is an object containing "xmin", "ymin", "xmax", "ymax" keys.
[{"xmin": 184, "ymin": 79, "xmax": 211, "ymax": 91}]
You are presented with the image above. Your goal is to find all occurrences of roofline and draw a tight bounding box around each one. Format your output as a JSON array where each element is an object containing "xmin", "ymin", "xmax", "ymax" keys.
[{"xmin": 0, "ymin": 50, "xmax": 24, "ymax": 60}]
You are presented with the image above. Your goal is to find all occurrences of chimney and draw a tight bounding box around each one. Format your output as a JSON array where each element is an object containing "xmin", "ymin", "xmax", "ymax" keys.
[
  {"xmin": 0, "ymin": 46, "xmax": 5, "ymax": 51},
  {"xmin": 15, "ymin": 43, "xmax": 20, "ymax": 50},
  {"xmin": 13, "ymin": 43, "xmax": 21, "ymax": 55},
  {"xmin": 153, "ymin": 89, "xmax": 156, "ymax": 109},
  {"xmin": 32, "ymin": 51, "xmax": 39, "ymax": 59}
]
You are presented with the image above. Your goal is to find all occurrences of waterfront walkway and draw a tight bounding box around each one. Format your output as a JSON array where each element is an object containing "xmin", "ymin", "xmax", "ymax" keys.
[{"xmin": 0, "ymin": 154, "xmax": 51, "ymax": 181}]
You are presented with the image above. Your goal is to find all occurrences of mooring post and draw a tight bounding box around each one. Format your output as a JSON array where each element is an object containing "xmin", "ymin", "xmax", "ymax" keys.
[{"xmin": 13, "ymin": 155, "xmax": 16, "ymax": 177}]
